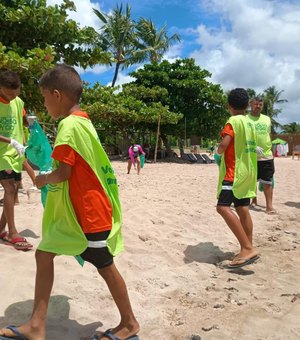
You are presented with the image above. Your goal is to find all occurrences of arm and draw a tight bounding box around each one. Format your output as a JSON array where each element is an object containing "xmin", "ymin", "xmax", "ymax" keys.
[
  {"xmin": 35, "ymin": 162, "xmax": 72, "ymax": 189},
  {"xmin": 0, "ymin": 135, "xmax": 26, "ymax": 156},
  {"xmin": 138, "ymin": 145, "xmax": 145, "ymax": 155},
  {"xmin": 217, "ymin": 134, "xmax": 233, "ymax": 155}
]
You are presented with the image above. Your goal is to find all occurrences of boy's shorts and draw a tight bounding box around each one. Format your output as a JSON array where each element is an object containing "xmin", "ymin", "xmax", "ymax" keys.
[
  {"xmin": 80, "ymin": 230, "xmax": 113, "ymax": 269},
  {"xmin": 257, "ymin": 159, "xmax": 275, "ymax": 184},
  {"xmin": 217, "ymin": 180, "xmax": 250, "ymax": 208},
  {"xmin": 0, "ymin": 170, "xmax": 22, "ymax": 181}
]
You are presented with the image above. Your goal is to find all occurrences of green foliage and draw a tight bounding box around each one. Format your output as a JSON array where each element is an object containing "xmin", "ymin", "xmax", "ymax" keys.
[
  {"xmin": 93, "ymin": 4, "xmax": 137, "ymax": 87},
  {"xmin": 0, "ymin": 42, "xmax": 55, "ymax": 114},
  {"xmin": 0, "ymin": 0, "xmax": 110, "ymax": 114},
  {"xmin": 0, "ymin": 0, "xmax": 110, "ymax": 67},
  {"xmin": 128, "ymin": 59, "xmax": 228, "ymax": 140},
  {"xmin": 281, "ymin": 122, "xmax": 300, "ymax": 134},
  {"xmin": 81, "ymin": 82, "xmax": 181, "ymax": 144},
  {"xmin": 135, "ymin": 18, "xmax": 180, "ymax": 63}
]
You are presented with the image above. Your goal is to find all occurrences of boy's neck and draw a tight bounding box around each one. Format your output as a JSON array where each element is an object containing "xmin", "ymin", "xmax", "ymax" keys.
[
  {"xmin": 61, "ymin": 104, "xmax": 81, "ymax": 117},
  {"xmin": 231, "ymin": 109, "xmax": 246, "ymax": 116}
]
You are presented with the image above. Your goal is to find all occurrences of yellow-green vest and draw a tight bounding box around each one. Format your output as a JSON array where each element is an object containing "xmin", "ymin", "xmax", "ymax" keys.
[
  {"xmin": 38, "ymin": 114, "xmax": 124, "ymax": 257},
  {"xmin": 0, "ymin": 97, "xmax": 25, "ymax": 171},
  {"xmin": 217, "ymin": 115, "xmax": 257, "ymax": 199}
]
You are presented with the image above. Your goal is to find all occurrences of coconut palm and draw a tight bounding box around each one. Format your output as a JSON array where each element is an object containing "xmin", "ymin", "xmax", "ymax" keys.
[
  {"xmin": 135, "ymin": 18, "xmax": 181, "ymax": 63},
  {"xmin": 262, "ymin": 86, "xmax": 287, "ymax": 133},
  {"xmin": 93, "ymin": 4, "xmax": 137, "ymax": 87}
]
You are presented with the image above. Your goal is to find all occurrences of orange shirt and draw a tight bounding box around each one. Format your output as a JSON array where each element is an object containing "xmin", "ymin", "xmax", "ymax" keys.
[
  {"xmin": 221, "ymin": 123, "xmax": 235, "ymax": 182},
  {"xmin": 52, "ymin": 112, "xmax": 112, "ymax": 234}
]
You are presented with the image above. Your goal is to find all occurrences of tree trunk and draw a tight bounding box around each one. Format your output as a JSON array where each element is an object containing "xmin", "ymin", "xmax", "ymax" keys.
[
  {"xmin": 154, "ymin": 115, "xmax": 161, "ymax": 163},
  {"xmin": 112, "ymin": 62, "xmax": 121, "ymax": 87}
]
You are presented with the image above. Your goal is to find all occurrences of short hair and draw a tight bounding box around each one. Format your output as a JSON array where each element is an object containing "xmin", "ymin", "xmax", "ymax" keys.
[
  {"xmin": 39, "ymin": 64, "xmax": 83, "ymax": 103},
  {"xmin": 251, "ymin": 96, "xmax": 264, "ymax": 102},
  {"xmin": 228, "ymin": 88, "xmax": 249, "ymax": 110},
  {"xmin": 0, "ymin": 70, "xmax": 21, "ymax": 89}
]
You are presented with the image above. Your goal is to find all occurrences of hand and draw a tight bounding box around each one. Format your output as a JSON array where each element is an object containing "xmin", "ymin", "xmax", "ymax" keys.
[
  {"xmin": 10, "ymin": 139, "xmax": 25, "ymax": 156},
  {"xmin": 214, "ymin": 153, "xmax": 222, "ymax": 166},
  {"xmin": 256, "ymin": 146, "xmax": 264, "ymax": 156},
  {"xmin": 35, "ymin": 174, "xmax": 48, "ymax": 189}
]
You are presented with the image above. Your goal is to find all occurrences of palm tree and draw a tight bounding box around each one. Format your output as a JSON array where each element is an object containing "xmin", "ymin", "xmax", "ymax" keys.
[
  {"xmin": 93, "ymin": 4, "xmax": 137, "ymax": 87},
  {"xmin": 262, "ymin": 86, "xmax": 287, "ymax": 133},
  {"xmin": 135, "ymin": 18, "xmax": 181, "ymax": 63},
  {"xmin": 282, "ymin": 122, "xmax": 300, "ymax": 134}
]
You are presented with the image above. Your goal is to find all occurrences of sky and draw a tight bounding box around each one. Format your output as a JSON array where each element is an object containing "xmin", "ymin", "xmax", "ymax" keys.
[{"xmin": 47, "ymin": 0, "xmax": 300, "ymax": 125}]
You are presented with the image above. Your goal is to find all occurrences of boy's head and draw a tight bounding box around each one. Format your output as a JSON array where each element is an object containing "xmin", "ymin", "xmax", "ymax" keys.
[
  {"xmin": 39, "ymin": 64, "xmax": 82, "ymax": 118},
  {"xmin": 227, "ymin": 88, "xmax": 249, "ymax": 115},
  {"xmin": 0, "ymin": 70, "xmax": 21, "ymax": 102}
]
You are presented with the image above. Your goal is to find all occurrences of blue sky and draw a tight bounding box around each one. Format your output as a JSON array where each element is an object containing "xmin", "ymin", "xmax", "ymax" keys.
[{"xmin": 47, "ymin": 0, "xmax": 300, "ymax": 125}]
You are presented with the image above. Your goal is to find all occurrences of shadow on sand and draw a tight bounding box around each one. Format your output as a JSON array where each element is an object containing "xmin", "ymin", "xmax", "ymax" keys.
[
  {"xmin": 284, "ymin": 201, "xmax": 300, "ymax": 209},
  {"xmin": 183, "ymin": 241, "xmax": 234, "ymax": 265},
  {"xmin": 0, "ymin": 295, "xmax": 102, "ymax": 340}
]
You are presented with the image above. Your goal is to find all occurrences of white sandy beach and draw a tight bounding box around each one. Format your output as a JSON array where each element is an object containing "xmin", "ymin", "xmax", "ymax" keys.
[{"xmin": 0, "ymin": 157, "xmax": 300, "ymax": 340}]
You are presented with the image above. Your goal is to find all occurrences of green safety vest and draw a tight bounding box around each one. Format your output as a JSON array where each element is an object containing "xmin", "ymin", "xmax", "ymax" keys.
[
  {"xmin": 217, "ymin": 115, "xmax": 257, "ymax": 199},
  {"xmin": 247, "ymin": 113, "xmax": 273, "ymax": 158},
  {"xmin": 0, "ymin": 97, "xmax": 25, "ymax": 172},
  {"xmin": 38, "ymin": 114, "xmax": 124, "ymax": 256}
]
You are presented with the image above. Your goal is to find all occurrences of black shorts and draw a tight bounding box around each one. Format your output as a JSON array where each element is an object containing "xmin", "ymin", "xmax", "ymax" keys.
[
  {"xmin": 217, "ymin": 181, "xmax": 250, "ymax": 208},
  {"xmin": 257, "ymin": 159, "xmax": 275, "ymax": 184},
  {"xmin": 0, "ymin": 170, "xmax": 22, "ymax": 181},
  {"xmin": 79, "ymin": 230, "xmax": 114, "ymax": 269}
]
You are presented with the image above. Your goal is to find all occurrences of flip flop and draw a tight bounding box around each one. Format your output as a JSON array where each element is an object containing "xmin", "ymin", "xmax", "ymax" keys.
[
  {"xmin": 266, "ymin": 210, "xmax": 277, "ymax": 215},
  {"xmin": 228, "ymin": 255, "xmax": 259, "ymax": 269},
  {"xmin": 2, "ymin": 236, "xmax": 33, "ymax": 251},
  {"xmin": 0, "ymin": 231, "xmax": 7, "ymax": 240},
  {"xmin": 96, "ymin": 329, "xmax": 139, "ymax": 340},
  {"xmin": 0, "ymin": 325, "xmax": 28, "ymax": 339}
]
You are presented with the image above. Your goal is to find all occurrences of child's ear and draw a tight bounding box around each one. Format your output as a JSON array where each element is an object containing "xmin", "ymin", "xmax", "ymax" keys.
[{"xmin": 53, "ymin": 89, "xmax": 62, "ymax": 101}]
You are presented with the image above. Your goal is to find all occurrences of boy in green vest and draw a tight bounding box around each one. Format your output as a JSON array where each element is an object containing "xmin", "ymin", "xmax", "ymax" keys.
[
  {"xmin": 216, "ymin": 88, "xmax": 258, "ymax": 269},
  {"xmin": 0, "ymin": 65, "xmax": 139, "ymax": 340},
  {"xmin": 0, "ymin": 70, "xmax": 32, "ymax": 251}
]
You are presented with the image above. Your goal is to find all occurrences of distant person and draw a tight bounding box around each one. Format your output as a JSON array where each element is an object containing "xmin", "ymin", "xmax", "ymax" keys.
[
  {"xmin": 143, "ymin": 141, "xmax": 151, "ymax": 159},
  {"xmin": 215, "ymin": 88, "xmax": 258, "ymax": 269},
  {"xmin": 127, "ymin": 144, "xmax": 145, "ymax": 175},
  {"xmin": 247, "ymin": 97, "xmax": 276, "ymax": 214},
  {"xmin": 0, "ymin": 65, "xmax": 140, "ymax": 340},
  {"xmin": 0, "ymin": 69, "xmax": 32, "ymax": 251}
]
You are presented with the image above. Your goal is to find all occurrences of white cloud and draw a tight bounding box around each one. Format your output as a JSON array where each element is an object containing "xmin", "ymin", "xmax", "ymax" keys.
[
  {"xmin": 47, "ymin": 0, "xmax": 102, "ymax": 29},
  {"xmin": 190, "ymin": 0, "xmax": 300, "ymax": 124},
  {"xmin": 106, "ymin": 72, "xmax": 135, "ymax": 88}
]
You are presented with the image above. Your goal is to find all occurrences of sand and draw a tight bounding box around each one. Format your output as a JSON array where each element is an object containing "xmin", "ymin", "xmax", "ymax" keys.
[{"xmin": 0, "ymin": 157, "xmax": 300, "ymax": 340}]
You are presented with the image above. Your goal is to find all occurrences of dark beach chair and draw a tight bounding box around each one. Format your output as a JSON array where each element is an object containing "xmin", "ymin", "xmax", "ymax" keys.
[
  {"xmin": 181, "ymin": 153, "xmax": 197, "ymax": 163},
  {"xmin": 202, "ymin": 154, "xmax": 215, "ymax": 163},
  {"xmin": 194, "ymin": 154, "xmax": 206, "ymax": 164}
]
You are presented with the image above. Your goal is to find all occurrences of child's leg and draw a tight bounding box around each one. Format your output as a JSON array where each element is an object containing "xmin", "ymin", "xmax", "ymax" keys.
[
  {"xmin": 216, "ymin": 205, "xmax": 256, "ymax": 258},
  {"xmin": 136, "ymin": 157, "xmax": 141, "ymax": 175},
  {"xmin": 0, "ymin": 250, "xmax": 56, "ymax": 340},
  {"xmin": 98, "ymin": 263, "xmax": 140, "ymax": 339},
  {"xmin": 235, "ymin": 205, "xmax": 253, "ymax": 244},
  {"xmin": 0, "ymin": 179, "xmax": 18, "ymax": 236},
  {"xmin": 263, "ymin": 183, "xmax": 274, "ymax": 212},
  {"xmin": 127, "ymin": 160, "xmax": 132, "ymax": 174}
]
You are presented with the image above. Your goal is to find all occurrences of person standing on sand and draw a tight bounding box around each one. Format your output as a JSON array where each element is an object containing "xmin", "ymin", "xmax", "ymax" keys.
[
  {"xmin": 127, "ymin": 144, "xmax": 145, "ymax": 175},
  {"xmin": 215, "ymin": 88, "xmax": 259, "ymax": 269},
  {"xmin": 0, "ymin": 65, "xmax": 139, "ymax": 340},
  {"xmin": 247, "ymin": 96, "xmax": 276, "ymax": 214},
  {"xmin": 0, "ymin": 69, "xmax": 32, "ymax": 251}
]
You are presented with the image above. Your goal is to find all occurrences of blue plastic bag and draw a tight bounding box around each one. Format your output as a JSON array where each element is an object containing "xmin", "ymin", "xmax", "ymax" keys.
[{"xmin": 26, "ymin": 120, "xmax": 52, "ymax": 207}]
